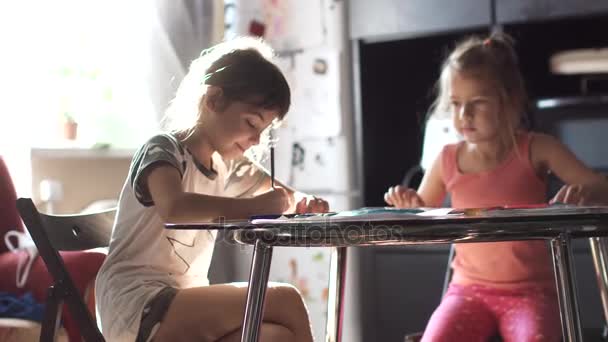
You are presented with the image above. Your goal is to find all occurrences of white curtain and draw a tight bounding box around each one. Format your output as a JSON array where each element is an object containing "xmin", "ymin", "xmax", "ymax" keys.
[{"xmin": 148, "ymin": 0, "xmax": 224, "ymax": 122}]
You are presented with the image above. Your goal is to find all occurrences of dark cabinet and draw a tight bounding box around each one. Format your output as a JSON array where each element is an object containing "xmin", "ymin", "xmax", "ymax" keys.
[
  {"xmin": 496, "ymin": 0, "xmax": 608, "ymax": 24},
  {"xmin": 349, "ymin": 0, "xmax": 491, "ymax": 41},
  {"xmin": 360, "ymin": 245, "xmax": 450, "ymax": 342},
  {"xmin": 349, "ymin": 0, "xmax": 608, "ymax": 42}
]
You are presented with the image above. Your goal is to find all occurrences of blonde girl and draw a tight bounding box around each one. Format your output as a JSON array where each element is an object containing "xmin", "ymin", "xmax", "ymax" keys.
[{"xmin": 385, "ymin": 33, "xmax": 606, "ymax": 342}]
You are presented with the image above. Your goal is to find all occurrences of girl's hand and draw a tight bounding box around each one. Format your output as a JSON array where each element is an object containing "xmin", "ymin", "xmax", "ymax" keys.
[
  {"xmin": 294, "ymin": 193, "xmax": 330, "ymax": 214},
  {"xmin": 551, "ymin": 183, "xmax": 608, "ymax": 206},
  {"xmin": 253, "ymin": 187, "xmax": 293, "ymax": 214},
  {"xmin": 384, "ymin": 185, "xmax": 425, "ymax": 208}
]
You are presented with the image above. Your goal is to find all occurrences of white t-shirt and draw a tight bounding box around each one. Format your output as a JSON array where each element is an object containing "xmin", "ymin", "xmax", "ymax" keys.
[{"xmin": 95, "ymin": 133, "xmax": 266, "ymax": 342}]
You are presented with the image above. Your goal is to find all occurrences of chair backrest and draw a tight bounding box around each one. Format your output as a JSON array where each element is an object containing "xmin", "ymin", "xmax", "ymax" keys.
[
  {"xmin": 38, "ymin": 207, "xmax": 114, "ymax": 252},
  {"xmin": 532, "ymin": 96, "xmax": 608, "ymax": 198},
  {"xmin": 16, "ymin": 197, "xmax": 114, "ymax": 342}
]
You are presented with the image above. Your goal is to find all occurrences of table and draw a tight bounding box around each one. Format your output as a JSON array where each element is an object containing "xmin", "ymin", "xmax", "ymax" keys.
[{"xmin": 167, "ymin": 206, "xmax": 608, "ymax": 342}]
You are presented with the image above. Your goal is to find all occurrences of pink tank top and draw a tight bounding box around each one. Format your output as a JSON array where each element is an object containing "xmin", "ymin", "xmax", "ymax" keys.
[{"xmin": 441, "ymin": 132, "xmax": 555, "ymax": 290}]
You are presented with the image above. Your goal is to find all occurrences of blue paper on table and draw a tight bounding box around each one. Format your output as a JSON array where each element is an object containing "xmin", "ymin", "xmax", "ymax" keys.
[
  {"xmin": 250, "ymin": 213, "xmax": 336, "ymax": 220},
  {"xmin": 333, "ymin": 207, "xmax": 425, "ymax": 217},
  {"xmin": 250, "ymin": 207, "xmax": 445, "ymax": 224},
  {"xmin": 469, "ymin": 202, "xmax": 604, "ymax": 217}
]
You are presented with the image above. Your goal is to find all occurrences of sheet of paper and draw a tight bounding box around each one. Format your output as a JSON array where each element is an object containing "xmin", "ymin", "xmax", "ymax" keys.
[
  {"xmin": 289, "ymin": 136, "xmax": 350, "ymax": 192},
  {"xmin": 251, "ymin": 207, "xmax": 453, "ymax": 224},
  {"xmin": 476, "ymin": 204, "xmax": 608, "ymax": 217},
  {"xmin": 263, "ymin": 0, "xmax": 324, "ymax": 50},
  {"xmin": 250, "ymin": 205, "xmax": 608, "ymax": 225},
  {"xmin": 286, "ymin": 47, "xmax": 342, "ymax": 138}
]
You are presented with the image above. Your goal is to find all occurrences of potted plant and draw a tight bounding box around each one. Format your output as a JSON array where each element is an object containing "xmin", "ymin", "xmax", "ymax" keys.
[{"xmin": 62, "ymin": 112, "xmax": 78, "ymax": 140}]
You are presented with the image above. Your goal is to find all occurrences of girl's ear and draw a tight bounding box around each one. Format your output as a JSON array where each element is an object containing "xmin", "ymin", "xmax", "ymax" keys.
[{"xmin": 203, "ymin": 86, "xmax": 226, "ymax": 113}]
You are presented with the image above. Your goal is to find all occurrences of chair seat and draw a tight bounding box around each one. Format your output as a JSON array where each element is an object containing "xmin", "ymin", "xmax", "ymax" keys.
[{"xmin": 0, "ymin": 249, "xmax": 106, "ymax": 341}]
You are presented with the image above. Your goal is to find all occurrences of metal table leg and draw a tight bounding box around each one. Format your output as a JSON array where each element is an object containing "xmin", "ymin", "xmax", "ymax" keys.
[
  {"xmin": 551, "ymin": 234, "xmax": 583, "ymax": 342},
  {"xmin": 241, "ymin": 239, "xmax": 274, "ymax": 342},
  {"xmin": 325, "ymin": 247, "xmax": 347, "ymax": 342},
  {"xmin": 589, "ymin": 236, "xmax": 608, "ymax": 337}
]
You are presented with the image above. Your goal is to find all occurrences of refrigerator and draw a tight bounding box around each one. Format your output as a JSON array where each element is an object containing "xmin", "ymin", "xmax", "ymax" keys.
[{"xmin": 224, "ymin": 1, "xmax": 361, "ymax": 341}]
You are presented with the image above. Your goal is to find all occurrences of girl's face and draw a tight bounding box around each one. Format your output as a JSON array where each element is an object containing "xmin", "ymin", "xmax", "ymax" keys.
[
  {"xmin": 205, "ymin": 94, "xmax": 279, "ymax": 159},
  {"xmin": 448, "ymin": 71, "xmax": 502, "ymax": 144}
]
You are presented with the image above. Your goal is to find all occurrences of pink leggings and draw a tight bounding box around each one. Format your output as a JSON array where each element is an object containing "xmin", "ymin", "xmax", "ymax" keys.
[{"xmin": 421, "ymin": 284, "xmax": 561, "ymax": 342}]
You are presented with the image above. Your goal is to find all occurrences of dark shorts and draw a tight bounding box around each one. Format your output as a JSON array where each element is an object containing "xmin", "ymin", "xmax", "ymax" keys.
[{"xmin": 135, "ymin": 287, "xmax": 178, "ymax": 342}]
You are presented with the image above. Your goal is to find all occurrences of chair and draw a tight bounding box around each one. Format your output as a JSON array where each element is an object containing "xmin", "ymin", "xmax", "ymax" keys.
[
  {"xmin": 16, "ymin": 197, "xmax": 115, "ymax": 342},
  {"xmin": 0, "ymin": 157, "xmax": 24, "ymax": 255}
]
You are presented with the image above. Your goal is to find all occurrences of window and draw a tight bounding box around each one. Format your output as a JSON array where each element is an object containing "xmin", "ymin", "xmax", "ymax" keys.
[
  {"xmin": 1, "ymin": 0, "xmax": 159, "ymax": 149},
  {"xmin": 1, "ymin": 0, "xmax": 160, "ymax": 195}
]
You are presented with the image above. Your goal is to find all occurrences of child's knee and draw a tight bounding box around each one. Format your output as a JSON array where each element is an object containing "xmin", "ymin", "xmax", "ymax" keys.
[
  {"xmin": 268, "ymin": 283, "xmax": 305, "ymax": 306},
  {"xmin": 261, "ymin": 323, "xmax": 296, "ymax": 342},
  {"xmin": 501, "ymin": 320, "xmax": 561, "ymax": 342},
  {"xmin": 421, "ymin": 327, "xmax": 466, "ymax": 342},
  {"xmin": 265, "ymin": 284, "xmax": 310, "ymax": 325}
]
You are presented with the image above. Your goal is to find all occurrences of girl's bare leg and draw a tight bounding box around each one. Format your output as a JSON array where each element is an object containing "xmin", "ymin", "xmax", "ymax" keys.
[
  {"xmin": 216, "ymin": 323, "xmax": 294, "ymax": 342},
  {"xmin": 152, "ymin": 282, "xmax": 313, "ymax": 342}
]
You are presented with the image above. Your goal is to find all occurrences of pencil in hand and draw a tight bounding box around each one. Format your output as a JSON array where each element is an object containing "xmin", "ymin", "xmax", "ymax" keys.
[
  {"xmin": 269, "ymin": 128, "xmax": 276, "ymax": 189},
  {"xmin": 270, "ymin": 145, "xmax": 275, "ymax": 188}
]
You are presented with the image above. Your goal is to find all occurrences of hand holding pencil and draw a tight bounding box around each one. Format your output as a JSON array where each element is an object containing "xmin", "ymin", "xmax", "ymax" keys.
[
  {"xmin": 269, "ymin": 127, "xmax": 276, "ymax": 189},
  {"xmin": 266, "ymin": 128, "xmax": 330, "ymax": 214}
]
